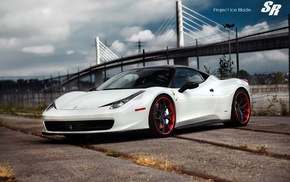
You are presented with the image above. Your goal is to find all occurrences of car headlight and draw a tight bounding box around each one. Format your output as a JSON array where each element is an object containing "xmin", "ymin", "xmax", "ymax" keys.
[
  {"xmin": 108, "ymin": 90, "xmax": 145, "ymax": 110},
  {"xmin": 45, "ymin": 101, "xmax": 57, "ymax": 111}
]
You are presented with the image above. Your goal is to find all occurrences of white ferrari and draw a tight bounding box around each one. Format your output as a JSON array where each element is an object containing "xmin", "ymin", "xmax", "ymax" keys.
[{"xmin": 42, "ymin": 65, "xmax": 251, "ymax": 137}]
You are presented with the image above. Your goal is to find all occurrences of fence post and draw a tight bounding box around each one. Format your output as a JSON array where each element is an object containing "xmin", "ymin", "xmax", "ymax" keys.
[
  {"xmin": 121, "ymin": 58, "xmax": 124, "ymax": 72},
  {"xmin": 26, "ymin": 89, "xmax": 29, "ymax": 107},
  {"xmin": 58, "ymin": 72, "xmax": 61, "ymax": 96},
  {"xmin": 50, "ymin": 74, "xmax": 53, "ymax": 102},
  {"xmin": 288, "ymin": 14, "xmax": 290, "ymax": 113},
  {"xmin": 143, "ymin": 49, "xmax": 145, "ymax": 67},
  {"xmin": 67, "ymin": 69, "xmax": 70, "ymax": 92},
  {"xmin": 37, "ymin": 77, "xmax": 40, "ymax": 106},
  {"xmin": 78, "ymin": 66, "xmax": 80, "ymax": 90},
  {"xmin": 196, "ymin": 39, "xmax": 199, "ymax": 70},
  {"xmin": 236, "ymin": 27, "xmax": 240, "ymax": 78},
  {"xmin": 1, "ymin": 77, "xmax": 3, "ymax": 106},
  {"xmin": 89, "ymin": 64, "xmax": 93, "ymax": 88},
  {"xmin": 167, "ymin": 47, "xmax": 169, "ymax": 65},
  {"xmin": 43, "ymin": 76, "xmax": 46, "ymax": 105}
]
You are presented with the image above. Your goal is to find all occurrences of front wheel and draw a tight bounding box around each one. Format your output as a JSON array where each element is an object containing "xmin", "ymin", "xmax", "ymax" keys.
[
  {"xmin": 225, "ymin": 89, "xmax": 251, "ymax": 127},
  {"xmin": 149, "ymin": 95, "xmax": 176, "ymax": 137}
]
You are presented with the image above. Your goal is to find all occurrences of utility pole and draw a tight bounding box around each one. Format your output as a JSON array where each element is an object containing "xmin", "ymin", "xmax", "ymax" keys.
[
  {"xmin": 196, "ymin": 39, "xmax": 199, "ymax": 69},
  {"xmin": 223, "ymin": 23, "xmax": 235, "ymax": 61},
  {"xmin": 136, "ymin": 39, "xmax": 144, "ymax": 54}
]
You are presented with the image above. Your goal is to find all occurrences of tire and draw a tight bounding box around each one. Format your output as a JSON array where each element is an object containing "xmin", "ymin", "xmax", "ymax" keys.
[
  {"xmin": 149, "ymin": 95, "xmax": 176, "ymax": 137},
  {"xmin": 225, "ymin": 89, "xmax": 251, "ymax": 127}
]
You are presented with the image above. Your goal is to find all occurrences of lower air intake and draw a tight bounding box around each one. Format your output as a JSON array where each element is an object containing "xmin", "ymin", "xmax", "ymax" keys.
[{"xmin": 44, "ymin": 120, "xmax": 114, "ymax": 131}]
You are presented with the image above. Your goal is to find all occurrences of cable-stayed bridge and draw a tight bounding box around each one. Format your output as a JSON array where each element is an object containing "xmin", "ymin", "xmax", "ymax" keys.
[
  {"xmin": 95, "ymin": 37, "xmax": 119, "ymax": 64},
  {"xmin": 96, "ymin": 1, "xmax": 288, "ymax": 64},
  {"xmin": 78, "ymin": 0, "xmax": 289, "ymax": 86}
]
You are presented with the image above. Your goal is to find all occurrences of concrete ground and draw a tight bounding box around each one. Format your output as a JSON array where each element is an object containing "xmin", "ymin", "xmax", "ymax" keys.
[{"xmin": 0, "ymin": 115, "xmax": 289, "ymax": 182}]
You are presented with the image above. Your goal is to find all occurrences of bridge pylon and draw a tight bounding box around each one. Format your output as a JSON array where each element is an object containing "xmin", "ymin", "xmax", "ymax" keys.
[
  {"xmin": 174, "ymin": 0, "xmax": 188, "ymax": 66},
  {"xmin": 176, "ymin": 0, "xmax": 184, "ymax": 48},
  {"xmin": 94, "ymin": 37, "xmax": 119, "ymax": 86}
]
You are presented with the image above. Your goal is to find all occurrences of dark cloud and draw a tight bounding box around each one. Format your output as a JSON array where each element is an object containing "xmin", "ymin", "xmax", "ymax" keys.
[{"xmin": 0, "ymin": 0, "xmax": 288, "ymax": 76}]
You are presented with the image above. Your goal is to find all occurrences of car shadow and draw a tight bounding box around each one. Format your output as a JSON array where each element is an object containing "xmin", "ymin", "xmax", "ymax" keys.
[
  {"xmin": 174, "ymin": 123, "xmax": 227, "ymax": 135},
  {"xmin": 41, "ymin": 124, "xmax": 228, "ymax": 145},
  {"xmin": 46, "ymin": 129, "xmax": 154, "ymax": 145}
]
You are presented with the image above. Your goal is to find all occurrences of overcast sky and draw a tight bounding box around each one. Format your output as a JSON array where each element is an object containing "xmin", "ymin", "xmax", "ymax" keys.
[{"xmin": 0, "ymin": 0, "xmax": 289, "ymax": 77}]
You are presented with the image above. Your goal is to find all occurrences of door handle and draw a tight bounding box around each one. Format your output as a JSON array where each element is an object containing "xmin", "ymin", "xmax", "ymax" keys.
[{"xmin": 210, "ymin": 88, "xmax": 214, "ymax": 92}]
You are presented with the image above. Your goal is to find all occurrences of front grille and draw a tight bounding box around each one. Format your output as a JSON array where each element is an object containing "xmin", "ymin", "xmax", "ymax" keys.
[{"xmin": 44, "ymin": 120, "xmax": 114, "ymax": 132}]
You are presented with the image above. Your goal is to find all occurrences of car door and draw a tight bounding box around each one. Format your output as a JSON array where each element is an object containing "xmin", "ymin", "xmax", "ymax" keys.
[{"xmin": 171, "ymin": 68, "xmax": 217, "ymax": 125}]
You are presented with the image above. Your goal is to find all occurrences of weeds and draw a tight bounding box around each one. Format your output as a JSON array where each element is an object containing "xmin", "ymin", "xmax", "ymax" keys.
[
  {"xmin": 239, "ymin": 142, "xmax": 271, "ymax": 156},
  {"xmin": 0, "ymin": 103, "xmax": 46, "ymax": 119},
  {"xmin": 0, "ymin": 122, "xmax": 5, "ymax": 127},
  {"xmin": 132, "ymin": 155, "xmax": 176, "ymax": 171},
  {"xmin": 252, "ymin": 95, "xmax": 289, "ymax": 116},
  {"xmin": 239, "ymin": 144, "xmax": 249, "ymax": 150},
  {"xmin": 105, "ymin": 151, "xmax": 122, "ymax": 158},
  {"xmin": 0, "ymin": 164, "xmax": 15, "ymax": 182},
  {"xmin": 257, "ymin": 145, "xmax": 268, "ymax": 153},
  {"xmin": 278, "ymin": 98, "xmax": 288, "ymax": 115}
]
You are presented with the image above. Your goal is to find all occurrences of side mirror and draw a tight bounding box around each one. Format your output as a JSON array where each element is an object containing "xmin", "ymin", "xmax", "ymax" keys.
[{"xmin": 178, "ymin": 82, "xmax": 199, "ymax": 93}]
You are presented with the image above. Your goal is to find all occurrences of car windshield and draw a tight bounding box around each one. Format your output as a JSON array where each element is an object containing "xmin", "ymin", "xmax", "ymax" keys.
[{"xmin": 97, "ymin": 68, "xmax": 174, "ymax": 90}]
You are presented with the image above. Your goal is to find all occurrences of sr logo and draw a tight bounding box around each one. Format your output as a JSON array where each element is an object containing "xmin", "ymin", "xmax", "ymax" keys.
[{"xmin": 261, "ymin": 1, "xmax": 282, "ymax": 16}]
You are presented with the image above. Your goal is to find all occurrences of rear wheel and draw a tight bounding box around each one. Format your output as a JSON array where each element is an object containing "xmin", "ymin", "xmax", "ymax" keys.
[
  {"xmin": 225, "ymin": 89, "xmax": 251, "ymax": 127},
  {"xmin": 149, "ymin": 95, "xmax": 176, "ymax": 137}
]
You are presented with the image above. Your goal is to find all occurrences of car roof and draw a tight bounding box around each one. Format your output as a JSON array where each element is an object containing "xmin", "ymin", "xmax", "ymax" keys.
[
  {"xmin": 131, "ymin": 65, "xmax": 209, "ymax": 76},
  {"xmin": 132, "ymin": 65, "xmax": 192, "ymax": 70}
]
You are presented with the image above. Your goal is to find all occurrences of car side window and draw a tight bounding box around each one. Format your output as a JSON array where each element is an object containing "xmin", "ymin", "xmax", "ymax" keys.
[{"xmin": 171, "ymin": 68, "xmax": 204, "ymax": 88}]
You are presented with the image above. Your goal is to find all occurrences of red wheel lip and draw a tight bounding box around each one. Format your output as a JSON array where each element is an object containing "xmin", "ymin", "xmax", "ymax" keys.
[
  {"xmin": 234, "ymin": 91, "xmax": 251, "ymax": 124},
  {"xmin": 153, "ymin": 96, "xmax": 176, "ymax": 135}
]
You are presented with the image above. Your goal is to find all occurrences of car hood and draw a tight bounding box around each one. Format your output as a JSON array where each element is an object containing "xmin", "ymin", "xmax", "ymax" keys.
[{"xmin": 55, "ymin": 89, "xmax": 144, "ymax": 110}]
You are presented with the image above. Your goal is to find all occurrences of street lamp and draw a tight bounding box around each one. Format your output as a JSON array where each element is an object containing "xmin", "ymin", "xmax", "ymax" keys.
[{"xmin": 223, "ymin": 23, "xmax": 235, "ymax": 61}]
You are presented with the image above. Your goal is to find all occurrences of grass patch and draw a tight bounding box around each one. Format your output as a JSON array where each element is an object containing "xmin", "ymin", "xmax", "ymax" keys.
[
  {"xmin": 0, "ymin": 122, "xmax": 5, "ymax": 127},
  {"xmin": 132, "ymin": 155, "xmax": 176, "ymax": 171},
  {"xmin": 0, "ymin": 104, "xmax": 46, "ymax": 119},
  {"xmin": 257, "ymin": 145, "xmax": 268, "ymax": 153},
  {"xmin": 105, "ymin": 151, "xmax": 122, "ymax": 158},
  {"xmin": 0, "ymin": 118, "xmax": 5, "ymax": 127},
  {"xmin": 239, "ymin": 143, "xmax": 249, "ymax": 150},
  {"xmin": 239, "ymin": 143, "xmax": 271, "ymax": 156},
  {"xmin": 0, "ymin": 164, "xmax": 15, "ymax": 182}
]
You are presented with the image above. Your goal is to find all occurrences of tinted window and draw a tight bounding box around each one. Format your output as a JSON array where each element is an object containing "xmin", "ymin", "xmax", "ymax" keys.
[
  {"xmin": 171, "ymin": 68, "xmax": 204, "ymax": 88},
  {"xmin": 97, "ymin": 68, "xmax": 173, "ymax": 90}
]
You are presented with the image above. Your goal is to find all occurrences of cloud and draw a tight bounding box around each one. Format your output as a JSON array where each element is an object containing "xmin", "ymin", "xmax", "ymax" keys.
[
  {"xmin": 111, "ymin": 40, "xmax": 126, "ymax": 53},
  {"xmin": 240, "ymin": 49, "xmax": 288, "ymax": 74},
  {"xmin": 22, "ymin": 45, "xmax": 55, "ymax": 54},
  {"xmin": 239, "ymin": 21, "xmax": 269, "ymax": 37},
  {"xmin": 127, "ymin": 30, "xmax": 154, "ymax": 42},
  {"xmin": 121, "ymin": 26, "xmax": 142, "ymax": 38},
  {"xmin": 147, "ymin": 29, "xmax": 176, "ymax": 50},
  {"xmin": 66, "ymin": 50, "xmax": 74, "ymax": 55},
  {"xmin": 0, "ymin": 38, "xmax": 19, "ymax": 49},
  {"xmin": 0, "ymin": 0, "xmax": 101, "ymax": 49},
  {"xmin": 0, "ymin": 0, "xmax": 287, "ymax": 77}
]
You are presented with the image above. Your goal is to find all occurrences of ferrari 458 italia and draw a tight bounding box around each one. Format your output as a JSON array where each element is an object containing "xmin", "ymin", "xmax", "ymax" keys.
[{"xmin": 42, "ymin": 65, "xmax": 251, "ymax": 137}]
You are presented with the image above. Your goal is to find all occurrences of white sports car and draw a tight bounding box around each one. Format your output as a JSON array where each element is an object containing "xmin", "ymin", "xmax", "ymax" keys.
[{"xmin": 42, "ymin": 65, "xmax": 251, "ymax": 137}]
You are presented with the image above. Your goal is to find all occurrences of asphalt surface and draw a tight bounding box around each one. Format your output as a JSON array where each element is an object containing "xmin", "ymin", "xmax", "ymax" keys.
[{"xmin": 0, "ymin": 115, "xmax": 290, "ymax": 182}]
